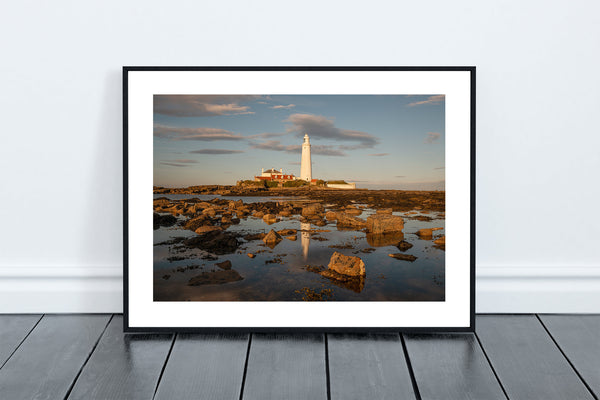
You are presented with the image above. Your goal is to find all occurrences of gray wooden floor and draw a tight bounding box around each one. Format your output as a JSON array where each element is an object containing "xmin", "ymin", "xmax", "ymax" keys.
[{"xmin": 0, "ymin": 315, "xmax": 598, "ymax": 399}]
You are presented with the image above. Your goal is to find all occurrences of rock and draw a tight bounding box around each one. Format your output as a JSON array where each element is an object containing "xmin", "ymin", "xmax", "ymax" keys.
[
  {"xmin": 376, "ymin": 208, "xmax": 393, "ymax": 214},
  {"xmin": 366, "ymin": 214, "xmax": 404, "ymax": 234},
  {"xmin": 194, "ymin": 225, "xmax": 223, "ymax": 234},
  {"xmin": 202, "ymin": 208, "xmax": 217, "ymax": 217},
  {"xmin": 396, "ymin": 240, "xmax": 413, "ymax": 252},
  {"xmin": 187, "ymin": 269, "xmax": 243, "ymax": 286},
  {"xmin": 413, "ymin": 215, "xmax": 433, "ymax": 221},
  {"xmin": 262, "ymin": 229, "xmax": 283, "ymax": 245},
  {"xmin": 196, "ymin": 202, "xmax": 213, "ymax": 210},
  {"xmin": 336, "ymin": 213, "xmax": 367, "ymax": 230},
  {"xmin": 314, "ymin": 219, "xmax": 327, "ymax": 227},
  {"xmin": 231, "ymin": 218, "xmax": 240, "ymax": 224},
  {"xmin": 366, "ymin": 232, "xmax": 405, "ymax": 247},
  {"xmin": 247, "ymin": 253, "xmax": 256, "ymax": 258},
  {"xmin": 344, "ymin": 207, "xmax": 362, "ymax": 216},
  {"xmin": 154, "ymin": 198, "xmax": 170, "ymax": 207},
  {"xmin": 262, "ymin": 214, "xmax": 277, "ymax": 224},
  {"xmin": 416, "ymin": 228, "xmax": 433, "ymax": 238},
  {"xmin": 327, "ymin": 251, "xmax": 366, "ymax": 277},
  {"xmin": 305, "ymin": 264, "xmax": 365, "ymax": 293},
  {"xmin": 153, "ymin": 213, "xmax": 177, "ymax": 230},
  {"xmin": 221, "ymin": 216, "xmax": 232, "ymax": 224},
  {"xmin": 277, "ymin": 229, "xmax": 297, "ymax": 236},
  {"xmin": 183, "ymin": 204, "xmax": 199, "ymax": 215},
  {"xmin": 184, "ymin": 230, "xmax": 240, "ymax": 254},
  {"xmin": 243, "ymin": 232, "xmax": 266, "ymax": 241},
  {"xmin": 228, "ymin": 199, "xmax": 244, "ymax": 209},
  {"xmin": 388, "ymin": 253, "xmax": 417, "ymax": 262},
  {"xmin": 433, "ymin": 236, "xmax": 446, "ymax": 250},
  {"xmin": 325, "ymin": 211, "xmax": 338, "ymax": 220},
  {"xmin": 285, "ymin": 235, "xmax": 297, "ymax": 241},
  {"xmin": 416, "ymin": 228, "xmax": 442, "ymax": 239},
  {"xmin": 215, "ymin": 260, "xmax": 232, "ymax": 270},
  {"xmin": 301, "ymin": 203, "xmax": 324, "ymax": 216},
  {"xmin": 162, "ymin": 274, "xmax": 170, "ymax": 280},
  {"xmin": 253, "ymin": 211, "xmax": 265, "ymax": 218},
  {"xmin": 278, "ymin": 210, "xmax": 292, "ymax": 217},
  {"xmin": 183, "ymin": 215, "xmax": 208, "ymax": 231}
]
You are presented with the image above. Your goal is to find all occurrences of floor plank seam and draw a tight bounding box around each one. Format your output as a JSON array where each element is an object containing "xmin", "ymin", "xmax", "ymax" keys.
[
  {"xmin": 535, "ymin": 314, "xmax": 598, "ymax": 400},
  {"xmin": 152, "ymin": 332, "xmax": 177, "ymax": 400},
  {"xmin": 63, "ymin": 314, "xmax": 114, "ymax": 400},
  {"xmin": 473, "ymin": 331, "xmax": 510, "ymax": 400},
  {"xmin": 324, "ymin": 334, "xmax": 331, "ymax": 400},
  {"xmin": 238, "ymin": 333, "xmax": 252, "ymax": 400},
  {"xmin": 400, "ymin": 334, "xmax": 422, "ymax": 400},
  {"xmin": 0, "ymin": 314, "xmax": 44, "ymax": 371}
]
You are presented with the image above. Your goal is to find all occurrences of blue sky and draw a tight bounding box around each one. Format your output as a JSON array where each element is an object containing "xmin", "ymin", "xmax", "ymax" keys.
[{"xmin": 153, "ymin": 95, "xmax": 445, "ymax": 190}]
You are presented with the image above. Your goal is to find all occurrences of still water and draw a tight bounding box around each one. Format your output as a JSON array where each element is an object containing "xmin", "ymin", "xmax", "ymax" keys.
[{"xmin": 153, "ymin": 194, "xmax": 445, "ymax": 301}]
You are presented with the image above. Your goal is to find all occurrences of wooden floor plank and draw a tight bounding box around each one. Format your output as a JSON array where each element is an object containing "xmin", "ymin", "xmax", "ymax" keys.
[
  {"xmin": 242, "ymin": 333, "xmax": 327, "ymax": 400},
  {"xmin": 404, "ymin": 333, "xmax": 505, "ymax": 400},
  {"xmin": 0, "ymin": 314, "xmax": 41, "ymax": 368},
  {"xmin": 0, "ymin": 314, "xmax": 111, "ymax": 400},
  {"xmin": 328, "ymin": 333, "xmax": 416, "ymax": 400},
  {"xmin": 66, "ymin": 315, "xmax": 173, "ymax": 400},
  {"xmin": 539, "ymin": 314, "xmax": 600, "ymax": 398},
  {"xmin": 154, "ymin": 333, "xmax": 249, "ymax": 400},
  {"xmin": 476, "ymin": 315, "xmax": 594, "ymax": 400}
]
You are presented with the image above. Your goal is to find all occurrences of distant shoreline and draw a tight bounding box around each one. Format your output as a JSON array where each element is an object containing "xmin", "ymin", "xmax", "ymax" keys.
[{"xmin": 154, "ymin": 185, "xmax": 445, "ymax": 212}]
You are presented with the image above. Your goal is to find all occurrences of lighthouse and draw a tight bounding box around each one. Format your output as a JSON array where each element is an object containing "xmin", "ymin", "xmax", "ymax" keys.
[{"xmin": 300, "ymin": 133, "xmax": 312, "ymax": 181}]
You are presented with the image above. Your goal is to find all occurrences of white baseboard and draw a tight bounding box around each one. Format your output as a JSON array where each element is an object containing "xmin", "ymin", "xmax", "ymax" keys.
[
  {"xmin": 1, "ymin": 266, "xmax": 599, "ymax": 313},
  {"xmin": 476, "ymin": 266, "xmax": 600, "ymax": 313},
  {"xmin": 0, "ymin": 266, "xmax": 123, "ymax": 313}
]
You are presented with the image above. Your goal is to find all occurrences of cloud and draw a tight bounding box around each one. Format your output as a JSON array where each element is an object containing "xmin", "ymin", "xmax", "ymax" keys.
[
  {"xmin": 395, "ymin": 175, "xmax": 406, "ymax": 178},
  {"xmin": 154, "ymin": 124, "xmax": 245, "ymax": 141},
  {"xmin": 285, "ymin": 113, "xmax": 379, "ymax": 148},
  {"xmin": 271, "ymin": 104, "xmax": 296, "ymax": 110},
  {"xmin": 407, "ymin": 95, "xmax": 445, "ymax": 107},
  {"xmin": 251, "ymin": 140, "xmax": 346, "ymax": 156},
  {"xmin": 154, "ymin": 95, "xmax": 259, "ymax": 116},
  {"xmin": 434, "ymin": 166, "xmax": 445, "ymax": 170},
  {"xmin": 425, "ymin": 132, "xmax": 442, "ymax": 144},
  {"xmin": 247, "ymin": 132, "xmax": 287, "ymax": 139},
  {"xmin": 160, "ymin": 162, "xmax": 192, "ymax": 167},
  {"xmin": 369, "ymin": 153, "xmax": 389, "ymax": 157},
  {"xmin": 189, "ymin": 149, "xmax": 245, "ymax": 154},
  {"xmin": 164, "ymin": 159, "xmax": 198, "ymax": 163}
]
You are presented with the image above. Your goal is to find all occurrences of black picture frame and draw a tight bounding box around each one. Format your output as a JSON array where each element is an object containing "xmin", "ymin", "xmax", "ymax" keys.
[{"xmin": 123, "ymin": 66, "xmax": 476, "ymax": 333}]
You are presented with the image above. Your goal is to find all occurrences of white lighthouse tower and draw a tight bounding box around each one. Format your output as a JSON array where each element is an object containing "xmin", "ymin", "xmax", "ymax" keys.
[{"xmin": 300, "ymin": 133, "xmax": 312, "ymax": 182}]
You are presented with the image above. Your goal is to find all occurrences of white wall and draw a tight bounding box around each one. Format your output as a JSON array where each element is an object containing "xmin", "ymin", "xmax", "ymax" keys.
[{"xmin": 1, "ymin": 0, "xmax": 599, "ymax": 313}]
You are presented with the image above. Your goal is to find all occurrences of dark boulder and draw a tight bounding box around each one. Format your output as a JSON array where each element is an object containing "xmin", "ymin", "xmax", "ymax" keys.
[
  {"xmin": 215, "ymin": 260, "xmax": 232, "ymax": 270},
  {"xmin": 184, "ymin": 230, "xmax": 240, "ymax": 254},
  {"xmin": 154, "ymin": 213, "xmax": 177, "ymax": 230},
  {"xmin": 388, "ymin": 253, "xmax": 417, "ymax": 262}
]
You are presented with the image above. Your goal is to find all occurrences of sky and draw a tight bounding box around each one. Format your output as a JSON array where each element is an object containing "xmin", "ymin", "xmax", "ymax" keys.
[{"xmin": 153, "ymin": 95, "xmax": 445, "ymax": 190}]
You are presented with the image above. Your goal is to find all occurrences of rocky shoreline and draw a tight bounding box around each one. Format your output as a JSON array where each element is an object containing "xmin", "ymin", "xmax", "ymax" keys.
[{"xmin": 153, "ymin": 185, "xmax": 445, "ymax": 299}]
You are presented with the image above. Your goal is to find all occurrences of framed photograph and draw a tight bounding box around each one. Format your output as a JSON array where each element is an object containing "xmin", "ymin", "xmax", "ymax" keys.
[{"xmin": 123, "ymin": 67, "xmax": 475, "ymax": 332}]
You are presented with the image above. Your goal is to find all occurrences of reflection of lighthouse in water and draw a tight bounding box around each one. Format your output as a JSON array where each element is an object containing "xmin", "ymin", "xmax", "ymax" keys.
[{"xmin": 300, "ymin": 222, "xmax": 310, "ymax": 260}]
